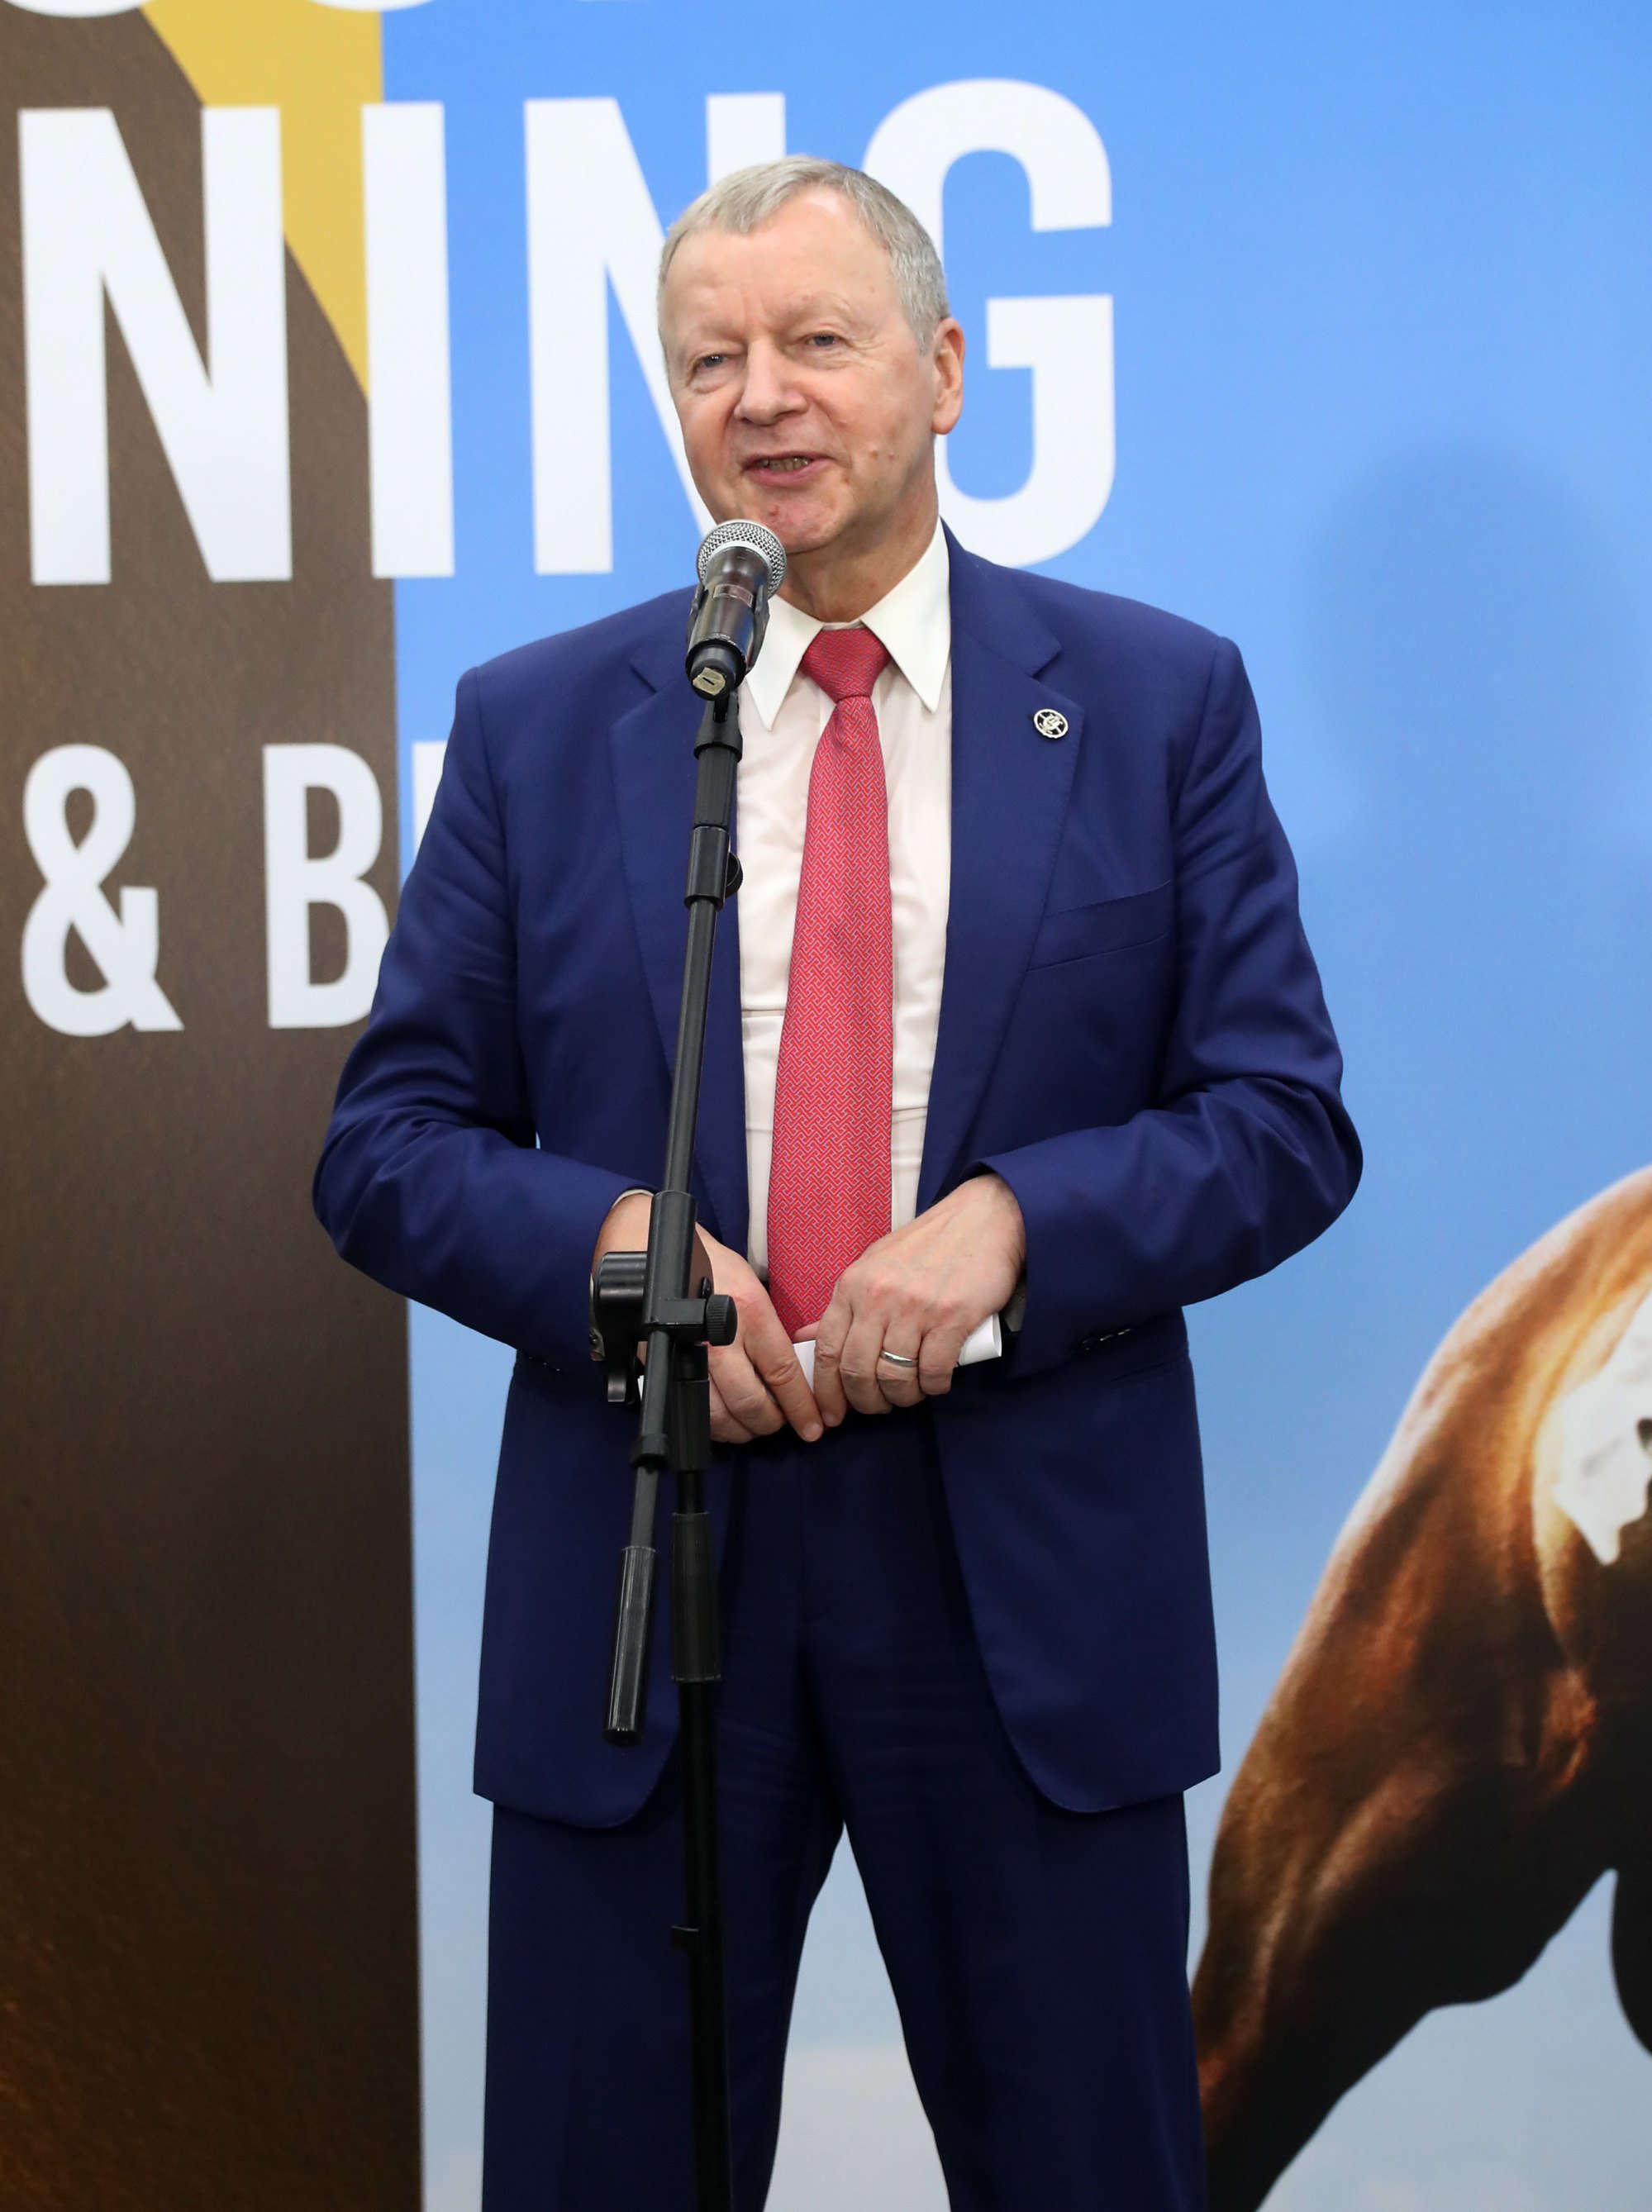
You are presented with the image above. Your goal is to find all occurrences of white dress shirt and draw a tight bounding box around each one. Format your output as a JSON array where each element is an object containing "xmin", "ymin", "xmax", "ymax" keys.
[{"xmin": 737, "ymin": 523, "xmax": 952, "ymax": 1277}]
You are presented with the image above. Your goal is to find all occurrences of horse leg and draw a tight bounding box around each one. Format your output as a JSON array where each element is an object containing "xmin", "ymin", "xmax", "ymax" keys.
[
  {"xmin": 1197, "ymin": 1715, "xmax": 1600, "ymax": 2212},
  {"xmin": 1612, "ymin": 1862, "xmax": 1652, "ymax": 2054}
]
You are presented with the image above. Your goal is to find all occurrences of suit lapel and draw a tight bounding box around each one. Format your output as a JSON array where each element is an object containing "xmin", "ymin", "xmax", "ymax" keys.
[
  {"xmin": 918, "ymin": 539, "xmax": 1083, "ymax": 1211},
  {"xmin": 609, "ymin": 626, "xmax": 749, "ymax": 1253}
]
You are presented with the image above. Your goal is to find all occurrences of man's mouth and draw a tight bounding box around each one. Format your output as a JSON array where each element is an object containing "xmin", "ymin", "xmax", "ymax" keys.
[{"xmin": 744, "ymin": 454, "xmax": 824, "ymax": 478}]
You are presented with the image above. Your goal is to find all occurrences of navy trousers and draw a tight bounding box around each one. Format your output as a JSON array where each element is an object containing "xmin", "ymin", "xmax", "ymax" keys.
[{"xmin": 483, "ymin": 1409, "xmax": 1207, "ymax": 2210}]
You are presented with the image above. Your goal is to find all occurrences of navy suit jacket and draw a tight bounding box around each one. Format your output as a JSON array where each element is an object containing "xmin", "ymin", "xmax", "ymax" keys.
[{"xmin": 315, "ymin": 532, "xmax": 1359, "ymax": 1826}]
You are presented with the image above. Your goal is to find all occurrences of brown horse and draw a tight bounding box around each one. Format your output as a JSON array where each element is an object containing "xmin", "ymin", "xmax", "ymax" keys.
[{"xmin": 1193, "ymin": 1167, "xmax": 1652, "ymax": 2210}]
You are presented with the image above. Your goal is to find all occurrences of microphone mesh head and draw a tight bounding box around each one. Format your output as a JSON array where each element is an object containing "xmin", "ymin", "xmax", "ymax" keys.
[{"xmin": 697, "ymin": 519, "xmax": 788, "ymax": 593}]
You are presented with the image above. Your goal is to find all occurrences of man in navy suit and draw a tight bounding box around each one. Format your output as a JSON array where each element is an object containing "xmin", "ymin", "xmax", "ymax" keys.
[{"xmin": 317, "ymin": 157, "xmax": 1359, "ymax": 2210}]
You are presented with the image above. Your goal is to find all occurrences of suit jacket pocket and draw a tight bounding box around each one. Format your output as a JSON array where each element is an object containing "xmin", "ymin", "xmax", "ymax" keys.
[{"xmin": 1026, "ymin": 881, "xmax": 1174, "ymax": 969}]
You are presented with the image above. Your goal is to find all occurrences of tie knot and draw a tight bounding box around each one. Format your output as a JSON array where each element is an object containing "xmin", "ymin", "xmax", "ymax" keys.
[{"xmin": 802, "ymin": 626, "xmax": 891, "ymax": 705}]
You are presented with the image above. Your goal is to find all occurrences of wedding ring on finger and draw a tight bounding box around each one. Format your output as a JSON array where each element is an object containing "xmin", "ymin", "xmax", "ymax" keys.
[{"xmin": 877, "ymin": 1349, "xmax": 920, "ymax": 1372}]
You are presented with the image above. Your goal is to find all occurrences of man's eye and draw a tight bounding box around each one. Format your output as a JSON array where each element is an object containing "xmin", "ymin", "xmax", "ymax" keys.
[
  {"xmin": 807, "ymin": 333, "xmax": 840, "ymax": 350},
  {"xmin": 694, "ymin": 354, "xmax": 726, "ymax": 373}
]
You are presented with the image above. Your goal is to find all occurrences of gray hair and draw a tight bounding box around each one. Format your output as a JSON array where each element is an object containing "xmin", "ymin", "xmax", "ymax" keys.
[{"xmin": 659, "ymin": 156, "xmax": 950, "ymax": 345}]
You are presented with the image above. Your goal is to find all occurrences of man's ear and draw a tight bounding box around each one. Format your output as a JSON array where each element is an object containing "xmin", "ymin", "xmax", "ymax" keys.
[{"xmin": 931, "ymin": 316, "xmax": 966, "ymax": 435}]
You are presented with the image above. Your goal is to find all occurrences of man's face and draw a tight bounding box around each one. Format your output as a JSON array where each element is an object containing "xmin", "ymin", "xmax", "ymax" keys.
[{"xmin": 661, "ymin": 191, "xmax": 964, "ymax": 574}]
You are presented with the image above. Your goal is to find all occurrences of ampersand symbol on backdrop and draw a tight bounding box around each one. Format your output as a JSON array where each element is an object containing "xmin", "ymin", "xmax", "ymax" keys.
[{"xmin": 21, "ymin": 744, "xmax": 183, "ymax": 1037}]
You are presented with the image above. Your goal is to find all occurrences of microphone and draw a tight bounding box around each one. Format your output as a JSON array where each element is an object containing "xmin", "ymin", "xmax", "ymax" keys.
[{"xmin": 686, "ymin": 520, "xmax": 788, "ymax": 700}]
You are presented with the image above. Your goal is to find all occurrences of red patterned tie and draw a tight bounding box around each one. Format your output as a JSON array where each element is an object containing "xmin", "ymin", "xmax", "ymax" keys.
[{"xmin": 766, "ymin": 627, "xmax": 894, "ymax": 1338}]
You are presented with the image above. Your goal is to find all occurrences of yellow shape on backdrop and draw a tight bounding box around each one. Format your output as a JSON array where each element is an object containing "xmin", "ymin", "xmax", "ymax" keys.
[{"xmin": 144, "ymin": 0, "xmax": 381, "ymax": 390}]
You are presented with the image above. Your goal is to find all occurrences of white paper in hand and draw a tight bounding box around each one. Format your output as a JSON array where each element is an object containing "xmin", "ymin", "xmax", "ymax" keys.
[{"xmin": 793, "ymin": 1312, "xmax": 1002, "ymax": 1389}]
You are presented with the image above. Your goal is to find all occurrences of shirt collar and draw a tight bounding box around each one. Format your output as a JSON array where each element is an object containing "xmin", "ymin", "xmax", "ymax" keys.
[{"xmin": 741, "ymin": 521, "xmax": 951, "ymax": 728}]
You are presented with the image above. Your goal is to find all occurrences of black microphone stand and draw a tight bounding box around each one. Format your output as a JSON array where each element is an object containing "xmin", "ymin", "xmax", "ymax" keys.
[{"xmin": 588, "ymin": 678, "xmax": 745, "ymax": 2212}]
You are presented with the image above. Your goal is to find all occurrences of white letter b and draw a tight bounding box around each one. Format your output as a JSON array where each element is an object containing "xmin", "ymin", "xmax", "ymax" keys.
[{"xmin": 263, "ymin": 746, "xmax": 389, "ymax": 1030}]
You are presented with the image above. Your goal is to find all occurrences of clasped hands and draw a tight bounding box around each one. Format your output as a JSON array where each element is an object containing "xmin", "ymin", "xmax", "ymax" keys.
[{"xmin": 591, "ymin": 1176, "xmax": 1026, "ymax": 1446}]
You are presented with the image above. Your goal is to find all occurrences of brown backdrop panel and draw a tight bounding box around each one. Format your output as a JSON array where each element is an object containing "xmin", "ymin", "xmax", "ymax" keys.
[{"xmin": 0, "ymin": 16, "xmax": 417, "ymax": 2210}]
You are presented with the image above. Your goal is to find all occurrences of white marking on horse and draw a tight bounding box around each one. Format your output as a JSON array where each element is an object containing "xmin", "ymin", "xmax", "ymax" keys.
[{"xmin": 1555, "ymin": 1284, "xmax": 1652, "ymax": 1565}]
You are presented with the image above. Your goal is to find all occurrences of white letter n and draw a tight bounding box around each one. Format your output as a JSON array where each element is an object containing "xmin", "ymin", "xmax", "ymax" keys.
[
  {"xmin": 20, "ymin": 107, "xmax": 291, "ymax": 587},
  {"xmin": 526, "ymin": 98, "xmax": 710, "ymax": 575}
]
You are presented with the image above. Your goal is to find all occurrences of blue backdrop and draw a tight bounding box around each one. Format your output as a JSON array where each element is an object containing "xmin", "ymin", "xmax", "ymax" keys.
[{"xmin": 383, "ymin": 6, "xmax": 1652, "ymax": 2205}]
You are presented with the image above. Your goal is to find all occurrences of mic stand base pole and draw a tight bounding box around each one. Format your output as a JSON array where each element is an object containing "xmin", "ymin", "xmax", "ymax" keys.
[
  {"xmin": 590, "ymin": 688, "xmax": 745, "ymax": 2212},
  {"xmin": 670, "ymin": 1462, "xmax": 732, "ymax": 2212}
]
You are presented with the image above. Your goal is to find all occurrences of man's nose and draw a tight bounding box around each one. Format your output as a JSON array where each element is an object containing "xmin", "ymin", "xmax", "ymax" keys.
[{"xmin": 735, "ymin": 341, "xmax": 803, "ymax": 426}]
